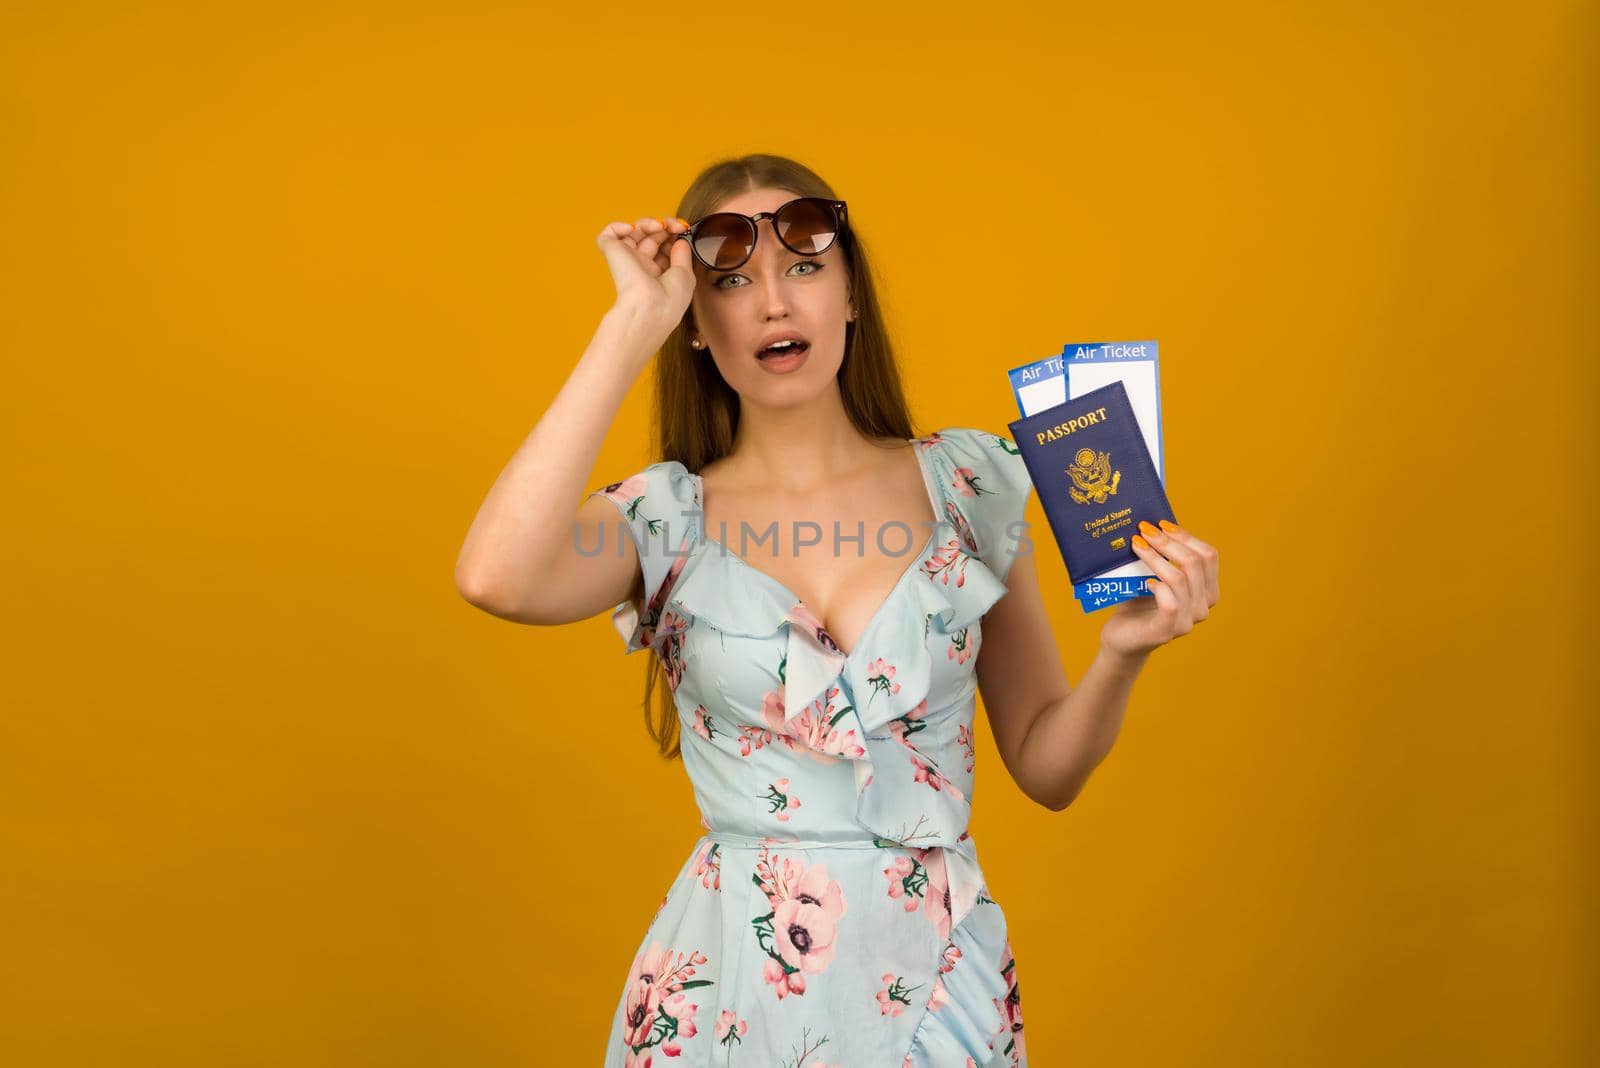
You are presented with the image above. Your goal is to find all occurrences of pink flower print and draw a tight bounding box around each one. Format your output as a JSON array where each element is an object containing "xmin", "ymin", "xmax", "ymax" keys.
[
  {"xmin": 623, "ymin": 1050, "xmax": 652, "ymax": 1068},
  {"xmin": 916, "ymin": 431, "xmax": 945, "ymax": 450},
  {"xmin": 657, "ymin": 991, "xmax": 700, "ymax": 1056},
  {"xmin": 691, "ymin": 706, "xmax": 716, "ymax": 741},
  {"xmin": 598, "ymin": 473, "xmax": 651, "ymax": 513},
  {"xmin": 736, "ymin": 720, "xmax": 775, "ymax": 758},
  {"xmin": 886, "ymin": 706, "xmax": 930, "ymax": 755},
  {"xmin": 951, "ymin": 465, "xmax": 995, "ymax": 498},
  {"xmin": 658, "ymin": 549, "xmax": 689, "ymax": 593},
  {"xmin": 957, "ymin": 723, "xmax": 976, "ymax": 773},
  {"xmin": 772, "ymin": 866, "xmax": 846, "ymax": 973},
  {"xmin": 928, "ymin": 946, "xmax": 960, "ymax": 1016},
  {"xmin": 864, "ymin": 657, "xmax": 902, "ymax": 708},
  {"xmin": 750, "ymin": 849, "xmax": 847, "ymax": 996},
  {"xmin": 762, "ymin": 686, "xmax": 866, "ymax": 764},
  {"xmin": 761, "ymin": 778, "xmax": 802, "ymax": 822},
  {"xmin": 657, "ymin": 609, "xmax": 690, "ymax": 690},
  {"xmin": 691, "ymin": 841, "xmax": 721, "ymax": 891},
  {"xmin": 734, "ymin": 694, "xmax": 780, "ymax": 757},
  {"xmin": 761, "ymin": 955, "xmax": 807, "ymax": 998},
  {"xmin": 945, "ymin": 499, "xmax": 979, "ymax": 554},
  {"xmin": 916, "ymin": 848, "xmax": 954, "ymax": 943},
  {"xmin": 997, "ymin": 938, "xmax": 1026, "ymax": 1065},
  {"xmin": 714, "ymin": 1009, "xmax": 748, "ymax": 1051},
  {"xmin": 755, "ymin": 851, "xmax": 846, "ymax": 920},
  {"xmin": 886, "ymin": 703, "xmax": 967, "ymax": 803},
  {"xmin": 883, "ymin": 853, "xmax": 929, "ymax": 914},
  {"xmin": 760, "ymin": 688, "xmax": 784, "ymax": 724},
  {"xmin": 816, "ymin": 712, "xmax": 868, "ymax": 762},
  {"xmin": 875, "ymin": 972, "xmax": 924, "ymax": 1017},
  {"xmin": 910, "ymin": 754, "xmax": 967, "ymax": 802},
  {"xmin": 926, "ymin": 971, "xmax": 950, "ymax": 1012},
  {"xmin": 621, "ymin": 967, "xmax": 665, "ymax": 1048},
  {"xmin": 947, "ymin": 626, "xmax": 975, "ymax": 665},
  {"xmin": 619, "ymin": 943, "xmax": 712, "ymax": 1060},
  {"xmin": 753, "ymin": 848, "xmax": 797, "ymax": 905},
  {"xmin": 921, "ymin": 537, "xmax": 971, "ymax": 589},
  {"xmin": 615, "ymin": 526, "xmax": 693, "ymax": 654},
  {"xmin": 938, "ymin": 941, "xmax": 963, "ymax": 974}
]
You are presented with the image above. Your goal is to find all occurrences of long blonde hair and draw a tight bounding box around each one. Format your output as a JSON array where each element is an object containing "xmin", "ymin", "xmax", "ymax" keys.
[{"xmin": 637, "ymin": 153, "xmax": 918, "ymax": 760}]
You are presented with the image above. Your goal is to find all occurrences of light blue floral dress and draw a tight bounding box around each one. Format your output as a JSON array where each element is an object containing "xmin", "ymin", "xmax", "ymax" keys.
[{"xmin": 588, "ymin": 428, "xmax": 1033, "ymax": 1068}]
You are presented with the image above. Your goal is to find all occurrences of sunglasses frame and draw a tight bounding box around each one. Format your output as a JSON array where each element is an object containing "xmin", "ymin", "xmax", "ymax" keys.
[{"xmin": 673, "ymin": 197, "xmax": 849, "ymax": 272}]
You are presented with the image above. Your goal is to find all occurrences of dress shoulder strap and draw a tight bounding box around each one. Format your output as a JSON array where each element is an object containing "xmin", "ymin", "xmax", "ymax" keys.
[
  {"xmin": 924, "ymin": 427, "xmax": 1034, "ymax": 583},
  {"xmin": 588, "ymin": 459, "xmax": 700, "ymax": 653}
]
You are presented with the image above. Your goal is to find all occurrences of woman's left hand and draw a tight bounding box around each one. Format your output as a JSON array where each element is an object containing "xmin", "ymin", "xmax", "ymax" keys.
[{"xmin": 1099, "ymin": 519, "xmax": 1220, "ymax": 659}]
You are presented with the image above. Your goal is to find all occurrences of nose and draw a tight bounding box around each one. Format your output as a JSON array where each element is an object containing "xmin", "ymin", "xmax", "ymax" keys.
[
  {"xmin": 745, "ymin": 222, "xmax": 793, "ymax": 316},
  {"xmin": 760, "ymin": 278, "xmax": 789, "ymax": 320}
]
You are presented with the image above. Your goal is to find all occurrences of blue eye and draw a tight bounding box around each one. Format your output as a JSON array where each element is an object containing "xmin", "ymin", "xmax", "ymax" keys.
[{"xmin": 713, "ymin": 260, "xmax": 823, "ymax": 290}]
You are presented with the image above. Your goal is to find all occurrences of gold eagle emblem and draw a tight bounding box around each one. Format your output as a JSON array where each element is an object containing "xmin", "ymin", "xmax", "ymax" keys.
[{"xmin": 1066, "ymin": 446, "xmax": 1120, "ymax": 505}]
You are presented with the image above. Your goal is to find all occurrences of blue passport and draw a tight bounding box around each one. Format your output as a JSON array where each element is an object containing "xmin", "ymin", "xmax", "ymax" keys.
[{"xmin": 1006, "ymin": 379, "xmax": 1178, "ymax": 585}]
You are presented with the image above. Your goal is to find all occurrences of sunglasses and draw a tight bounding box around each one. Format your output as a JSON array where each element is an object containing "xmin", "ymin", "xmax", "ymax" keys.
[{"xmin": 673, "ymin": 196, "xmax": 849, "ymax": 271}]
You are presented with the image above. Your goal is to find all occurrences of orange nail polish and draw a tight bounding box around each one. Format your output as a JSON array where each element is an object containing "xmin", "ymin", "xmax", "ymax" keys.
[
  {"xmin": 1131, "ymin": 534, "xmax": 1149, "ymax": 551},
  {"xmin": 1138, "ymin": 520, "xmax": 1159, "ymax": 538},
  {"xmin": 1159, "ymin": 519, "xmax": 1181, "ymax": 534}
]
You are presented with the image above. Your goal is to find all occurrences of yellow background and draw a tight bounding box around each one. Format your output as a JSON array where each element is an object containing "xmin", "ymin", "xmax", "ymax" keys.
[{"xmin": 2, "ymin": 2, "xmax": 1594, "ymax": 1064}]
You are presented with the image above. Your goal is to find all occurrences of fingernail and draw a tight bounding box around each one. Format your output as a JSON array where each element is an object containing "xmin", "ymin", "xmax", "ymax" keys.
[
  {"xmin": 1131, "ymin": 534, "xmax": 1150, "ymax": 551},
  {"xmin": 1138, "ymin": 520, "xmax": 1159, "ymax": 538},
  {"xmin": 1159, "ymin": 519, "xmax": 1181, "ymax": 534}
]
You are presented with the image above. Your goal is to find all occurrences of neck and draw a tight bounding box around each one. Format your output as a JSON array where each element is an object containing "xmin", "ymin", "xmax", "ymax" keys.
[{"xmin": 729, "ymin": 390, "xmax": 889, "ymax": 493}]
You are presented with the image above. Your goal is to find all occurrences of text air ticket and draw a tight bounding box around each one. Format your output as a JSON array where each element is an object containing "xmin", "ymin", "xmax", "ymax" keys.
[{"xmin": 1006, "ymin": 340, "xmax": 1166, "ymax": 612}]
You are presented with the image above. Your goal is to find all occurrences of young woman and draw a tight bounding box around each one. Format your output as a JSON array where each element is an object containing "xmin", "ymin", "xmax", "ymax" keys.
[{"xmin": 456, "ymin": 153, "xmax": 1220, "ymax": 1067}]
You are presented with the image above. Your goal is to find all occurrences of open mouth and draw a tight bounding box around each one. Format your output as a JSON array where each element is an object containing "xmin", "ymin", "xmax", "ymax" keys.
[{"xmin": 757, "ymin": 339, "xmax": 811, "ymax": 359}]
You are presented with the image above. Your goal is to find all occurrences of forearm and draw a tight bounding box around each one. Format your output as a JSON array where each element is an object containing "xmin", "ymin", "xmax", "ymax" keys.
[
  {"xmin": 1017, "ymin": 643, "xmax": 1150, "ymax": 810},
  {"xmin": 455, "ymin": 304, "xmax": 662, "ymax": 598}
]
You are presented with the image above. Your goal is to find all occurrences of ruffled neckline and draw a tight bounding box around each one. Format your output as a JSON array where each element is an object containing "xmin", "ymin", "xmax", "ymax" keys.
[
  {"xmin": 685, "ymin": 435, "xmax": 939, "ymax": 657},
  {"xmin": 659, "ymin": 432, "xmax": 1011, "ymax": 731}
]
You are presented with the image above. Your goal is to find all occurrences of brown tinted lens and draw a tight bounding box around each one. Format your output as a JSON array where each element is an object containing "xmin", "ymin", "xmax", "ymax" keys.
[
  {"xmin": 690, "ymin": 213, "xmax": 756, "ymax": 269},
  {"xmin": 774, "ymin": 199, "xmax": 838, "ymax": 255}
]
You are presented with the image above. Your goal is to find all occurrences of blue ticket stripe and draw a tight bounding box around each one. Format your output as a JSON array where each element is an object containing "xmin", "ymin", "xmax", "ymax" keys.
[{"xmin": 1075, "ymin": 578, "xmax": 1153, "ymax": 613}]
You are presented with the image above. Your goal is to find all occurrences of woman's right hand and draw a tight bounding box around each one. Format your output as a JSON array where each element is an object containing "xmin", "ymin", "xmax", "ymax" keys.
[{"xmin": 596, "ymin": 215, "xmax": 696, "ymax": 346}]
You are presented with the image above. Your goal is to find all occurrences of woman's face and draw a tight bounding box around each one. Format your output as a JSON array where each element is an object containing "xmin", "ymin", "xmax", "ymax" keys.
[{"xmin": 686, "ymin": 187, "xmax": 854, "ymax": 404}]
